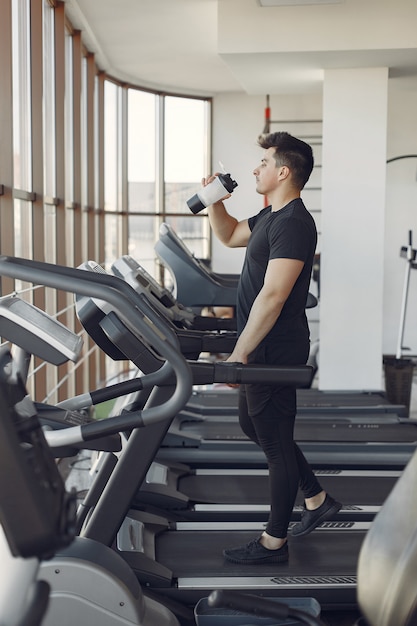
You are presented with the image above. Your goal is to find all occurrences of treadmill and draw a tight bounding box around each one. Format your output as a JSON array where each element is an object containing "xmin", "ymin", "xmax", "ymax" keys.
[
  {"xmin": 111, "ymin": 254, "xmax": 237, "ymax": 332},
  {"xmin": 81, "ymin": 300, "xmax": 405, "ymax": 520},
  {"xmin": 159, "ymin": 409, "xmax": 417, "ymax": 470},
  {"xmin": 136, "ymin": 462, "xmax": 400, "ymax": 523},
  {"xmin": 67, "ymin": 279, "xmax": 372, "ymax": 612},
  {"xmin": 69, "ymin": 268, "xmax": 401, "ymax": 525},
  {"xmin": 0, "ymin": 257, "xmax": 412, "ymax": 622},
  {"xmin": 17, "ymin": 256, "xmax": 407, "ymax": 615},
  {"xmin": 0, "ymin": 295, "xmax": 122, "ymax": 458},
  {"xmin": 74, "ymin": 266, "xmax": 417, "ymax": 473},
  {"xmin": 0, "ymin": 256, "xmax": 367, "ymax": 615},
  {"xmin": 71, "ymin": 282, "xmax": 402, "ymax": 523},
  {"xmin": 184, "ymin": 385, "xmax": 407, "ymax": 417},
  {"xmin": 154, "ymin": 222, "xmax": 239, "ymax": 307},
  {"xmin": 80, "ymin": 260, "xmax": 237, "ymax": 360}
]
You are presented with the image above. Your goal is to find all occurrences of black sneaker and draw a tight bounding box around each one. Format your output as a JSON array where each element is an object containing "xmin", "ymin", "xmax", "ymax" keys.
[
  {"xmin": 291, "ymin": 494, "xmax": 342, "ymax": 537},
  {"xmin": 223, "ymin": 538, "xmax": 289, "ymax": 564}
]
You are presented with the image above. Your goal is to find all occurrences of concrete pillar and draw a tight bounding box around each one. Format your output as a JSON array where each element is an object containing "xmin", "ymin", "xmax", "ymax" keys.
[{"xmin": 319, "ymin": 67, "xmax": 388, "ymax": 390}]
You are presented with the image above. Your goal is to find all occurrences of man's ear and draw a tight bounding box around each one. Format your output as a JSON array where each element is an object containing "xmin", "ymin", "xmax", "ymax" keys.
[{"xmin": 278, "ymin": 165, "xmax": 290, "ymax": 180}]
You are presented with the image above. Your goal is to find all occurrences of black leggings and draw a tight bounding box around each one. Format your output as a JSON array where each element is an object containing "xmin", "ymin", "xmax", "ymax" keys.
[{"xmin": 239, "ymin": 341, "xmax": 322, "ymax": 538}]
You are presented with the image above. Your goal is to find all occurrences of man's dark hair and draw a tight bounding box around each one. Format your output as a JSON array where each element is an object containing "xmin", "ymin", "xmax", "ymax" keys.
[{"xmin": 258, "ymin": 131, "xmax": 314, "ymax": 189}]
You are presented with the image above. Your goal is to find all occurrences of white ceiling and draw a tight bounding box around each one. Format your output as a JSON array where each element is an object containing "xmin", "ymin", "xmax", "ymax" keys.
[{"xmin": 64, "ymin": 0, "xmax": 417, "ymax": 97}]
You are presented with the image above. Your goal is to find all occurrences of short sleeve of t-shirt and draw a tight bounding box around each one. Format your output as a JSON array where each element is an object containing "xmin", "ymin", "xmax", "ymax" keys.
[
  {"xmin": 248, "ymin": 204, "xmax": 314, "ymax": 265},
  {"xmin": 268, "ymin": 214, "xmax": 313, "ymax": 264}
]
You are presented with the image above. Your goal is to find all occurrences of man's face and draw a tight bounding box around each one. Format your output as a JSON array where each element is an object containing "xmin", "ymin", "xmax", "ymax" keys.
[{"xmin": 253, "ymin": 147, "xmax": 280, "ymax": 196}]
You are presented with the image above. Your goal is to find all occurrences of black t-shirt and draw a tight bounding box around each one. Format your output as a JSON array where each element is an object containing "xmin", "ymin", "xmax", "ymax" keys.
[{"xmin": 236, "ymin": 198, "xmax": 317, "ymax": 344}]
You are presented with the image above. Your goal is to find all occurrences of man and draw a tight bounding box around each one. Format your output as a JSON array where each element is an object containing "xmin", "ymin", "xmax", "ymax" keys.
[{"xmin": 203, "ymin": 132, "xmax": 341, "ymax": 565}]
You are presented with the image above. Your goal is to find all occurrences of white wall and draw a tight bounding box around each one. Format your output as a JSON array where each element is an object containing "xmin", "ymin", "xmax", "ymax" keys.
[
  {"xmin": 211, "ymin": 74, "xmax": 417, "ymax": 389},
  {"xmin": 384, "ymin": 76, "xmax": 417, "ymax": 358}
]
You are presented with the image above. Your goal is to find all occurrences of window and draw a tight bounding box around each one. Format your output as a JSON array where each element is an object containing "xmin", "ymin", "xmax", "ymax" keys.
[
  {"xmin": 127, "ymin": 89, "xmax": 156, "ymax": 273},
  {"xmin": 127, "ymin": 91, "xmax": 211, "ymax": 277},
  {"xmin": 104, "ymin": 80, "xmax": 124, "ymax": 268},
  {"xmin": 3, "ymin": 0, "xmax": 212, "ymax": 402},
  {"xmin": 12, "ymin": 0, "xmax": 33, "ymax": 282},
  {"xmin": 164, "ymin": 96, "xmax": 211, "ymax": 260},
  {"xmin": 43, "ymin": 0, "xmax": 56, "ymax": 201}
]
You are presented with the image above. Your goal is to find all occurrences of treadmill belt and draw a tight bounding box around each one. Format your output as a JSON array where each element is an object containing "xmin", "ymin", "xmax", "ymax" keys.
[
  {"xmin": 179, "ymin": 419, "xmax": 417, "ymax": 443},
  {"xmin": 297, "ymin": 389, "xmax": 394, "ymax": 408},
  {"xmin": 155, "ymin": 526, "xmax": 363, "ymax": 580},
  {"xmin": 187, "ymin": 387, "xmax": 397, "ymax": 413},
  {"xmin": 295, "ymin": 421, "xmax": 417, "ymax": 443},
  {"xmin": 179, "ymin": 473, "xmax": 398, "ymax": 506}
]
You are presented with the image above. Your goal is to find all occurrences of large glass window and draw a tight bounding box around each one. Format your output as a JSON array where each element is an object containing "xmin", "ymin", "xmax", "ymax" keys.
[
  {"xmin": 13, "ymin": 199, "xmax": 32, "ymax": 258},
  {"xmin": 12, "ymin": 0, "xmax": 31, "ymax": 192},
  {"xmin": 104, "ymin": 80, "xmax": 120, "ymax": 213},
  {"xmin": 3, "ymin": 0, "xmax": 212, "ymax": 405},
  {"xmin": 164, "ymin": 96, "xmax": 210, "ymax": 259},
  {"xmin": 43, "ymin": 1, "xmax": 57, "ymax": 272},
  {"xmin": 65, "ymin": 30, "xmax": 74, "ymax": 204},
  {"xmin": 12, "ymin": 0, "xmax": 33, "ymax": 293},
  {"xmin": 126, "ymin": 92, "xmax": 211, "ymax": 277},
  {"xmin": 104, "ymin": 80, "xmax": 123, "ymax": 268},
  {"xmin": 44, "ymin": 205, "xmax": 56, "ymax": 264},
  {"xmin": 81, "ymin": 56, "xmax": 88, "ymax": 213},
  {"xmin": 43, "ymin": 0, "xmax": 56, "ymax": 200},
  {"xmin": 127, "ymin": 89, "xmax": 156, "ymax": 272}
]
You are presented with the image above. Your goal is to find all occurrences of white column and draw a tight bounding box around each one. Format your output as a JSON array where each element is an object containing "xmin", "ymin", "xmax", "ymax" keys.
[{"xmin": 319, "ymin": 67, "xmax": 388, "ymax": 390}]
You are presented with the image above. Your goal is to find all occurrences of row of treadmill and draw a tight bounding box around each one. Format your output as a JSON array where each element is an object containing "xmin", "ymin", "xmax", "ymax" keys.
[{"xmin": 1, "ymin": 226, "xmax": 417, "ymax": 626}]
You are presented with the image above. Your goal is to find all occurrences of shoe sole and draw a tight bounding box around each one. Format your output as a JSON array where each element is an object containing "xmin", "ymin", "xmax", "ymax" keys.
[
  {"xmin": 291, "ymin": 501, "xmax": 342, "ymax": 538},
  {"xmin": 223, "ymin": 552, "xmax": 289, "ymax": 565}
]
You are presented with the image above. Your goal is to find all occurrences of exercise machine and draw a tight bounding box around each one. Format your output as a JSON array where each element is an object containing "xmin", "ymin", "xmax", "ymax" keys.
[
  {"xmin": 155, "ymin": 222, "xmax": 239, "ymax": 308},
  {"xmin": 134, "ymin": 463, "xmax": 399, "ymax": 523},
  {"xmin": 0, "ymin": 294, "xmax": 121, "ymax": 457},
  {"xmin": 112, "ymin": 254, "xmax": 236, "ymax": 332},
  {"xmin": 0, "ymin": 294, "xmax": 399, "ymax": 526},
  {"xmin": 0, "ymin": 346, "xmax": 76, "ymax": 626},
  {"xmin": 72, "ymin": 267, "xmax": 413, "ymax": 521},
  {"xmin": 58, "ymin": 263, "xmax": 379, "ymax": 613},
  {"xmin": 80, "ymin": 259, "xmax": 237, "ymax": 360},
  {"xmin": 184, "ymin": 385, "xmax": 407, "ymax": 417},
  {"xmin": 0, "ymin": 255, "xmax": 194, "ymax": 626},
  {"xmin": 0, "ymin": 256, "xmax": 405, "ymax": 620},
  {"xmin": 159, "ymin": 405, "xmax": 417, "ymax": 470}
]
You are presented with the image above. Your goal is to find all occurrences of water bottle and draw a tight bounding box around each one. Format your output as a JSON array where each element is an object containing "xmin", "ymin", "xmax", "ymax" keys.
[{"xmin": 187, "ymin": 173, "xmax": 238, "ymax": 214}]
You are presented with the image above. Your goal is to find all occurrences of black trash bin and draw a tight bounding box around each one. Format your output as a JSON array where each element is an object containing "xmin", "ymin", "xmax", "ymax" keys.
[{"xmin": 383, "ymin": 355, "xmax": 415, "ymax": 417}]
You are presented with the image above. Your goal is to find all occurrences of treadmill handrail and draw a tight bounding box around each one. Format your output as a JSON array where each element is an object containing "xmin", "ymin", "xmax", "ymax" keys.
[
  {"xmin": 167, "ymin": 360, "xmax": 314, "ymax": 387},
  {"xmin": 85, "ymin": 303, "xmax": 314, "ymax": 388}
]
